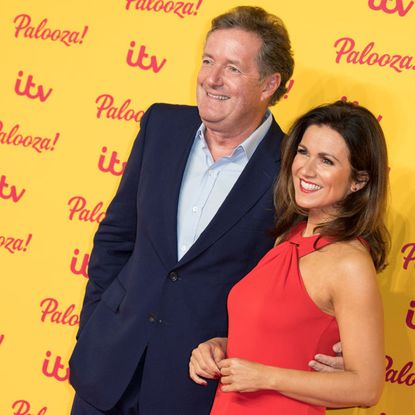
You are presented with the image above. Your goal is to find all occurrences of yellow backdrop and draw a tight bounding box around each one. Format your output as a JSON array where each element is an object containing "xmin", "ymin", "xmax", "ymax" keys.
[{"xmin": 1, "ymin": 0, "xmax": 415, "ymax": 414}]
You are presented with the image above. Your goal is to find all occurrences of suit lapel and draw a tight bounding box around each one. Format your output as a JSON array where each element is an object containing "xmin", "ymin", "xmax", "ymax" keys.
[
  {"xmin": 149, "ymin": 109, "xmax": 201, "ymax": 270},
  {"xmin": 176, "ymin": 118, "xmax": 283, "ymax": 268}
]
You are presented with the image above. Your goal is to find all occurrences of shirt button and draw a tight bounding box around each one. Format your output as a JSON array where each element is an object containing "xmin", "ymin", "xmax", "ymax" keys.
[
  {"xmin": 192, "ymin": 206, "xmax": 198, "ymax": 213},
  {"xmin": 168, "ymin": 271, "xmax": 178, "ymax": 282},
  {"xmin": 180, "ymin": 245, "xmax": 187, "ymax": 252}
]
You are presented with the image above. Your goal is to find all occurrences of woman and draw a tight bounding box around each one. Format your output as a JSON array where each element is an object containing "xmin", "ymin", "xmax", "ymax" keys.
[{"xmin": 189, "ymin": 101, "xmax": 389, "ymax": 414}]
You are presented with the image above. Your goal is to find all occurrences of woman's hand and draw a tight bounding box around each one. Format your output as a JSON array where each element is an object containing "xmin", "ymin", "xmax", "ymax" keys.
[
  {"xmin": 189, "ymin": 337, "xmax": 227, "ymax": 385},
  {"xmin": 218, "ymin": 358, "xmax": 271, "ymax": 393}
]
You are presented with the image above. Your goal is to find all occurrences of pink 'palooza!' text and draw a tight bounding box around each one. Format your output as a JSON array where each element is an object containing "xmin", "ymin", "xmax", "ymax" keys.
[
  {"xmin": 334, "ymin": 37, "xmax": 415, "ymax": 73},
  {"xmin": 14, "ymin": 14, "xmax": 88, "ymax": 47},
  {"xmin": 125, "ymin": 0, "xmax": 204, "ymax": 18}
]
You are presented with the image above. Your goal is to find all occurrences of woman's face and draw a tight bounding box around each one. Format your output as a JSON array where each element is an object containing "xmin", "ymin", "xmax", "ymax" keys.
[{"xmin": 291, "ymin": 124, "xmax": 358, "ymax": 222}]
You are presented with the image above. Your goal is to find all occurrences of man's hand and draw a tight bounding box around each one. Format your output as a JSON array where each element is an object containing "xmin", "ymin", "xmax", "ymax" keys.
[
  {"xmin": 189, "ymin": 337, "xmax": 227, "ymax": 385},
  {"xmin": 308, "ymin": 341, "xmax": 344, "ymax": 372},
  {"xmin": 218, "ymin": 358, "xmax": 270, "ymax": 393}
]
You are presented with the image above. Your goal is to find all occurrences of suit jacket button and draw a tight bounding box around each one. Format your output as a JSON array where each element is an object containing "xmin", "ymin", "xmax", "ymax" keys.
[
  {"xmin": 168, "ymin": 271, "xmax": 178, "ymax": 282},
  {"xmin": 148, "ymin": 313, "xmax": 157, "ymax": 323}
]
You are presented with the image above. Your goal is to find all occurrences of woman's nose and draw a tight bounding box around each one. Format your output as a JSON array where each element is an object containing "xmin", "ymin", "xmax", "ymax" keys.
[{"xmin": 300, "ymin": 158, "xmax": 317, "ymax": 177}]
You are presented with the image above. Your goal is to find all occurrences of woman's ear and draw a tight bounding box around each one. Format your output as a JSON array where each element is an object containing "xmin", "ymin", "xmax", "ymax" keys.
[{"xmin": 351, "ymin": 171, "xmax": 370, "ymax": 192}]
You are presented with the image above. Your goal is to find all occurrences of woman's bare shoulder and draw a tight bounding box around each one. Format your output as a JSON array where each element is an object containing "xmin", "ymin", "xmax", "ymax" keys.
[{"xmin": 319, "ymin": 239, "xmax": 376, "ymax": 283}]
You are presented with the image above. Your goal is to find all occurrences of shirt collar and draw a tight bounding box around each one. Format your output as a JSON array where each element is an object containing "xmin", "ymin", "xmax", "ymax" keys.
[{"xmin": 195, "ymin": 110, "xmax": 272, "ymax": 161}]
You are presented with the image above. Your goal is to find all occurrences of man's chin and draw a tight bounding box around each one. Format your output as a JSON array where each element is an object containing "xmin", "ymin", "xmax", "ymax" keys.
[
  {"xmin": 198, "ymin": 109, "xmax": 226, "ymax": 125},
  {"xmin": 199, "ymin": 116, "xmax": 226, "ymax": 129}
]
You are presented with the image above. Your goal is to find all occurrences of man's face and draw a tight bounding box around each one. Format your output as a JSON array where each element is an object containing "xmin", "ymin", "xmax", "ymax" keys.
[{"xmin": 196, "ymin": 28, "xmax": 278, "ymax": 138}]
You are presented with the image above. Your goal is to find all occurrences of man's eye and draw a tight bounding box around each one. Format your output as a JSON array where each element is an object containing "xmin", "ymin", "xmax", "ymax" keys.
[
  {"xmin": 202, "ymin": 58, "xmax": 213, "ymax": 65},
  {"xmin": 227, "ymin": 66, "xmax": 240, "ymax": 73}
]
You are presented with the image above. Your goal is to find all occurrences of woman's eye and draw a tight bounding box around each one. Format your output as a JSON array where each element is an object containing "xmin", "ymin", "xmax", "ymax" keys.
[
  {"xmin": 297, "ymin": 148, "xmax": 307, "ymax": 155},
  {"xmin": 322, "ymin": 157, "xmax": 334, "ymax": 165}
]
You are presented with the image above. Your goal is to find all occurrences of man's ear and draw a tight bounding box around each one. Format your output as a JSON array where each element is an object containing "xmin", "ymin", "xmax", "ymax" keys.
[
  {"xmin": 261, "ymin": 73, "xmax": 281, "ymax": 102},
  {"xmin": 351, "ymin": 171, "xmax": 370, "ymax": 192}
]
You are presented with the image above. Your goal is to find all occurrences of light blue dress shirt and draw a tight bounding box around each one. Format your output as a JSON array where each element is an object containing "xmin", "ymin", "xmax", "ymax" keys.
[{"xmin": 177, "ymin": 111, "xmax": 272, "ymax": 260}]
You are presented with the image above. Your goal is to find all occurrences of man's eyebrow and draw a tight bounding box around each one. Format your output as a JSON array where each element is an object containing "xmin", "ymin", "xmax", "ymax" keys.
[{"xmin": 202, "ymin": 52, "xmax": 242, "ymax": 66}]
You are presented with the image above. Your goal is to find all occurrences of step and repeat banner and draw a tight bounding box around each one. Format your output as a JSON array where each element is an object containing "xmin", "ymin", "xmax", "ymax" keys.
[{"xmin": 1, "ymin": 0, "xmax": 414, "ymax": 414}]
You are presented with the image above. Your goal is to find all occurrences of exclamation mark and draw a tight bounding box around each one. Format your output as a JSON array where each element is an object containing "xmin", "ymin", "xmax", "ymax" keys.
[
  {"xmin": 340, "ymin": 95, "xmax": 358, "ymax": 105},
  {"xmin": 79, "ymin": 26, "xmax": 89, "ymax": 44},
  {"xmin": 284, "ymin": 79, "xmax": 294, "ymax": 99},
  {"xmin": 50, "ymin": 132, "xmax": 60, "ymax": 151},
  {"xmin": 23, "ymin": 233, "xmax": 32, "ymax": 252},
  {"xmin": 341, "ymin": 96, "xmax": 382, "ymax": 122},
  {"xmin": 193, "ymin": 0, "xmax": 203, "ymax": 15}
]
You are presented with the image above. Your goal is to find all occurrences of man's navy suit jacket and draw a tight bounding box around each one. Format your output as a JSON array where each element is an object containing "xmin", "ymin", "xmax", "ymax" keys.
[{"xmin": 69, "ymin": 103, "xmax": 284, "ymax": 414}]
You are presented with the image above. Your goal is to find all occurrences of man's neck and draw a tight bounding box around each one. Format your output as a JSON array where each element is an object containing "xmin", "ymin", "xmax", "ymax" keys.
[{"xmin": 204, "ymin": 115, "xmax": 268, "ymax": 161}]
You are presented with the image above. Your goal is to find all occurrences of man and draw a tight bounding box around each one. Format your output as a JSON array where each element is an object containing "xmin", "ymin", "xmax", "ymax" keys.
[{"xmin": 69, "ymin": 6, "xmax": 341, "ymax": 415}]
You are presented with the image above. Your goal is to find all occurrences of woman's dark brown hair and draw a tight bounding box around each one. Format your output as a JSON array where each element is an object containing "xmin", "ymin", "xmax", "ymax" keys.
[{"xmin": 274, "ymin": 100, "xmax": 390, "ymax": 271}]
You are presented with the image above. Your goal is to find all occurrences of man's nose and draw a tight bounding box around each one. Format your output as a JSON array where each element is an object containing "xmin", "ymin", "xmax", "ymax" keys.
[{"xmin": 206, "ymin": 65, "xmax": 224, "ymax": 86}]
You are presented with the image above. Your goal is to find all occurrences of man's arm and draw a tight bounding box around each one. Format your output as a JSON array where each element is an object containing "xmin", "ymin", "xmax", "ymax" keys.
[{"xmin": 77, "ymin": 105, "xmax": 155, "ymax": 337}]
